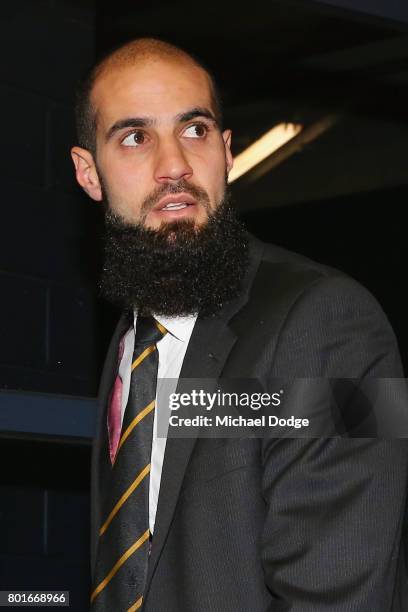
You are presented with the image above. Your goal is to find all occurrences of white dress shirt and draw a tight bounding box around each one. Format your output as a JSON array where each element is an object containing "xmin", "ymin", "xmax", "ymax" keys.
[{"xmin": 118, "ymin": 313, "xmax": 197, "ymax": 534}]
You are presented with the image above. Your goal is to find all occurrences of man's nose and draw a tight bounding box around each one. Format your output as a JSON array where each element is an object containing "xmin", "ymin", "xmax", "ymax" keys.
[{"xmin": 153, "ymin": 137, "xmax": 193, "ymax": 183}]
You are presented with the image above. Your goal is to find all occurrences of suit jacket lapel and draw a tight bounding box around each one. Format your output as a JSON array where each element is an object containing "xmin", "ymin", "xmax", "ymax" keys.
[
  {"xmin": 91, "ymin": 311, "xmax": 132, "ymax": 574},
  {"xmin": 145, "ymin": 234, "xmax": 265, "ymax": 593}
]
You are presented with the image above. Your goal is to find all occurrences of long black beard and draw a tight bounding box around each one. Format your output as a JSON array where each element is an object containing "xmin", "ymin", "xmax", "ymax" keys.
[{"xmin": 100, "ymin": 198, "xmax": 249, "ymax": 317}]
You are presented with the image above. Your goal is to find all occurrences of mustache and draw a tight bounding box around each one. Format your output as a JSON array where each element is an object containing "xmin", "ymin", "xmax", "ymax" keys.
[{"xmin": 139, "ymin": 179, "xmax": 210, "ymax": 222}]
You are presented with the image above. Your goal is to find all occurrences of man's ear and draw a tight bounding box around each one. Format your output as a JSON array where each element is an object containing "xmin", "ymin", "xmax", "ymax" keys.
[
  {"xmin": 71, "ymin": 146, "xmax": 103, "ymax": 201},
  {"xmin": 222, "ymin": 129, "xmax": 233, "ymax": 175}
]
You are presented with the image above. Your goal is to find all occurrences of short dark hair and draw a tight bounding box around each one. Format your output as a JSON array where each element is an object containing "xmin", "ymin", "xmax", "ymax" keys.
[{"xmin": 74, "ymin": 38, "xmax": 223, "ymax": 155}]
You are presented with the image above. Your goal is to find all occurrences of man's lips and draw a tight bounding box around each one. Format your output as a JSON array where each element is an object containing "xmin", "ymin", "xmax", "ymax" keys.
[{"xmin": 152, "ymin": 193, "xmax": 198, "ymax": 212}]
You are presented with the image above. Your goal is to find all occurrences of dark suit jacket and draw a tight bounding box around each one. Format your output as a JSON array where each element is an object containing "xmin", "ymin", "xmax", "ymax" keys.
[{"xmin": 91, "ymin": 234, "xmax": 408, "ymax": 611}]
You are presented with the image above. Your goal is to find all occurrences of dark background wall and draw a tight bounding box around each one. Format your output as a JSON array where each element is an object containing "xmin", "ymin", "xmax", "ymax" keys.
[
  {"xmin": 0, "ymin": 437, "xmax": 91, "ymax": 610},
  {"xmin": 1, "ymin": 0, "xmax": 408, "ymax": 609},
  {"xmin": 0, "ymin": 1, "xmax": 96, "ymax": 609},
  {"xmin": 0, "ymin": 0, "xmax": 100, "ymax": 397}
]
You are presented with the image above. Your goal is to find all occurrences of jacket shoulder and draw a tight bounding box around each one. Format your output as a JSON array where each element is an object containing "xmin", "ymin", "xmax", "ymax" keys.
[
  {"xmin": 244, "ymin": 234, "xmax": 394, "ymax": 342},
  {"xmin": 250, "ymin": 235, "xmax": 374, "ymax": 304}
]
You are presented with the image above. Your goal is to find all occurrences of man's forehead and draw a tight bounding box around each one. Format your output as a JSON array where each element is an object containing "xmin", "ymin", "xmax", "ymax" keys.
[{"xmin": 91, "ymin": 59, "xmax": 213, "ymax": 125}]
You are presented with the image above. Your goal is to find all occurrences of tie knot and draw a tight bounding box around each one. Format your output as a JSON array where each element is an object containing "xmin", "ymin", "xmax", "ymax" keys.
[{"xmin": 134, "ymin": 316, "xmax": 167, "ymax": 347}]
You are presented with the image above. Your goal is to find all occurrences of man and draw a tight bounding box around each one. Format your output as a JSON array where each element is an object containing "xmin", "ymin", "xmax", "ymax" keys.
[{"xmin": 71, "ymin": 38, "xmax": 408, "ymax": 611}]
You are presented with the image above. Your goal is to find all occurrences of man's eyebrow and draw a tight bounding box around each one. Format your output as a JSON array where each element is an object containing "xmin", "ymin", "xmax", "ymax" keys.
[
  {"xmin": 106, "ymin": 117, "xmax": 154, "ymax": 141},
  {"xmin": 175, "ymin": 107, "xmax": 217, "ymax": 124}
]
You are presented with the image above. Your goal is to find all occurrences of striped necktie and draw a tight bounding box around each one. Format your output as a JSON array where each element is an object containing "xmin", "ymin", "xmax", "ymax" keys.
[{"xmin": 91, "ymin": 316, "xmax": 167, "ymax": 611}]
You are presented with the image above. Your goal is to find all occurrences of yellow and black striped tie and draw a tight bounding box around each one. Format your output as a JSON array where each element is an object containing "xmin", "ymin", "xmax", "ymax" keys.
[{"xmin": 91, "ymin": 316, "xmax": 167, "ymax": 611}]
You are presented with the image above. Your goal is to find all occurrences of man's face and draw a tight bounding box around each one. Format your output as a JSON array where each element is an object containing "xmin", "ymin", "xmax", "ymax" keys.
[{"xmin": 72, "ymin": 58, "xmax": 233, "ymax": 230}]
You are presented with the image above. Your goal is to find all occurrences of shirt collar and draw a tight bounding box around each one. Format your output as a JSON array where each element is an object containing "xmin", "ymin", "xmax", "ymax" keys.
[{"xmin": 133, "ymin": 310, "xmax": 197, "ymax": 342}]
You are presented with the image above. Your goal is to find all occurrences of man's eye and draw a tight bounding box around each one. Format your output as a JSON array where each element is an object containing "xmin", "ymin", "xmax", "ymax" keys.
[
  {"xmin": 183, "ymin": 124, "xmax": 208, "ymax": 138},
  {"xmin": 121, "ymin": 131, "xmax": 146, "ymax": 146}
]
